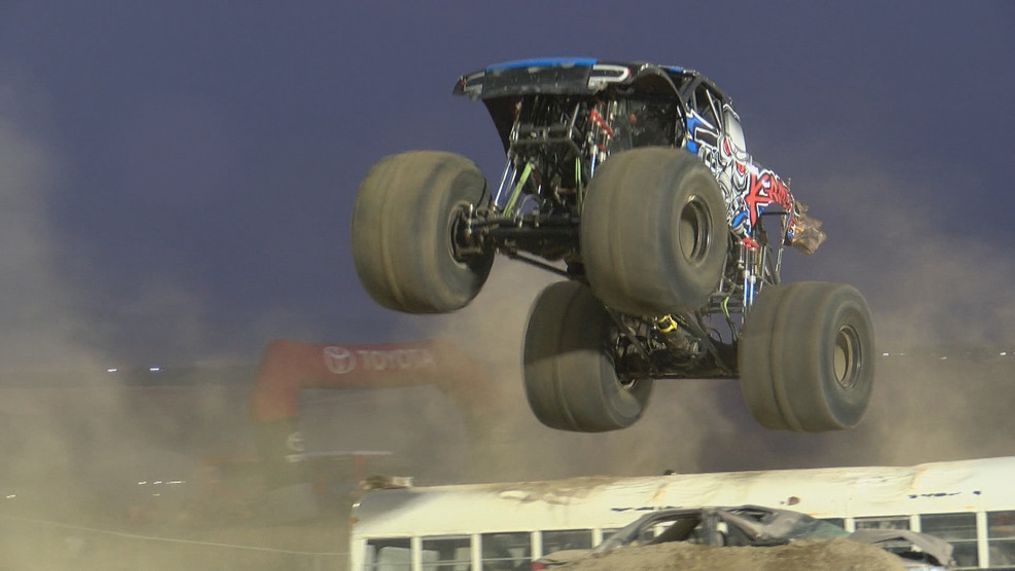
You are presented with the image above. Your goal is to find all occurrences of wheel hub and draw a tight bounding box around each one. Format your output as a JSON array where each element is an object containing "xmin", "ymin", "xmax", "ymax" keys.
[
  {"xmin": 678, "ymin": 197, "xmax": 711, "ymax": 264},
  {"xmin": 833, "ymin": 325, "xmax": 862, "ymax": 389},
  {"xmin": 448, "ymin": 203, "xmax": 479, "ymax": 264}
]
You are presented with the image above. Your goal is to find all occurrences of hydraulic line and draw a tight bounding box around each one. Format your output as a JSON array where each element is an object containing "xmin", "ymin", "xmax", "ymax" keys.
[
  {"xmin": 575, "ymin": 157, "xmax": 583, "ymax": 212},
  {"xmin": 492, "ymin": 160, "xmax": 516, "ymax": 208},
  {"xmin": 502, "ymin": 162, "xmax": 532, "ymax": 217}
]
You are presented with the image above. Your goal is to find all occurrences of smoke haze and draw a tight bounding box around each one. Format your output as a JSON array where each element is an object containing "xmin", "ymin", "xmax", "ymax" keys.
[
  {"xmin": 0, "ymin": 91, "xmax": 295, "ymax": 570},
  {"xmin": 3, "ymin": 89, "xmax": 1014, "ymax": 569},
  {"xmin": 407, "ymin": 154, "xmax": 1015, "ymax": 483},
  {"xmin": 0, "ymin": 4, "xmax": 1011, "ymax": 569}
]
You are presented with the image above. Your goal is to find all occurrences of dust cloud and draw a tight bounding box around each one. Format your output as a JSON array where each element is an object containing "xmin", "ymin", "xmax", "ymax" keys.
[
  {"xmin": 0, "ymin": 110, "xmax": 139, "ymax": 507},
  {"xmin": 0, "ymin": 106, "xmax": 132, "ymax": 567},
  {"xmin": 1, "ymin": 102, "xmax": 1010, "ymax": 568},
  {"xmin": 413, "ymin": 259, "xmax": 742, "ymax": 482},
  {"xmin": 0, "ymin": 97, "xmax": 304, "ymax": 569},
  {"xmin": 406, "ymin": 157, "xmax": 1015, "ymax": 485},
  {"xmin": 774, "ymin": 162, "xmax": 1015, "ymax": 467}
]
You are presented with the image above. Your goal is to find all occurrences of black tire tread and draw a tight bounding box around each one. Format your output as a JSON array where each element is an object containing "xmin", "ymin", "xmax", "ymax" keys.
[
  {"xmin": 738, "ymin": 281, "xmax": 875, "ymax": 432},
  {"xmin": 351, "ymin": 151, "xmax": 492, "ymax": 313},
  {"xmin": 523, "ymin": 281, "xmax": 652, "ymax": 432},
  {"xmin": 581, "ymin": 147, "xmax": 728, "ymax": 316},
  {"xmin": 738, "ymin": 284, "xmax": 795, "ymax": 430}
]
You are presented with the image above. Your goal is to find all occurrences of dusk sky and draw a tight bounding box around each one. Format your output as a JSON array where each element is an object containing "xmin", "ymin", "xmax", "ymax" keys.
[{"xmin": 0, "ymin": 2, "xmax": 1013, "ymax": 366}]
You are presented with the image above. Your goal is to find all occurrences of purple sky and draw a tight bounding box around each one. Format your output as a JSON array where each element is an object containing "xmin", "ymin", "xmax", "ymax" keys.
[{"xmin": 0, "ymin": 1, "xmax": 1013, "ymax": 364}]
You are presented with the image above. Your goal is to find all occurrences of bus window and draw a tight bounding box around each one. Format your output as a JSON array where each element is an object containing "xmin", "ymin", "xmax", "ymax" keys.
[
  {"xmin": 638, "ymin": 523, "xmax": 663, "ymax": 542},
  {"xmin": 854, "ymin": 515, "xmax": 910, "ymax": 531},
  {"xmin": 541, "ymin": 529, "xmax": 593, "ymax": 554},
  {"xmin": 601, "ymin": 528, "xmax": 621, "ymax": 541},
  {"xmin": 421, "ymin": 536, "xmax": 471, "ymax": 571},
  {"xmin": 988, "ymin": 511, "xmax": 1015, "ymax": 568},
  {"xmin": 481, "ymin": 532, "xmax": 531, "ymax": 570},
  {"xmin": 818, "ymin": 518, "xmax": 845, "ymax": 529},
  {"xmin": 366, "ymin": 538, "xmax": 411, "ymax": 571},
  {"xmin": 921, "ymin": 512, "xmax": 979, "ymax": 569}
]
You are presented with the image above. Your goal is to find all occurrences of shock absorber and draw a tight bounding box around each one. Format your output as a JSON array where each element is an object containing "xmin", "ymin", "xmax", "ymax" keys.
[
  {"xmin": 740, "ymin": 236, "xmax": 760, "ymax": 313},
  {"xmin": 492, "ymin": 158, "xmax": 517, "ymax": 210},
  {"xmin": 587, "ymin": 101, "xmax": 614, "ymax": 178}
]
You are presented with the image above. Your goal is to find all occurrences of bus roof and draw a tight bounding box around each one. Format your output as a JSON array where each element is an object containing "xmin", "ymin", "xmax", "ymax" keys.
[{"xmin": 351, "ymin": 456, "xmax": 1015, "ymax": 538}]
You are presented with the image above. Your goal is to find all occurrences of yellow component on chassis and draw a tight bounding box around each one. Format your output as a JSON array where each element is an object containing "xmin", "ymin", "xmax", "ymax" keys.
[{"xmin": 656, "ymin": 314, "xmax": 679, "ymax": 334}]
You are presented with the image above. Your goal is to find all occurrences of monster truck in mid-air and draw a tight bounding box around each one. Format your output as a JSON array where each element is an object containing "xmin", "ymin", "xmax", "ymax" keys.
[{"xmin": 351, "ymin": 58, "xmax": 874, "ymax": 433}]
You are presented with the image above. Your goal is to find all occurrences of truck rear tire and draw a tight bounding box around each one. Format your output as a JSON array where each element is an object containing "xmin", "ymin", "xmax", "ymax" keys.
[
  {"xmin": 351, "ymin": 151, "xmax": 493, "ymax": 313},
  {"xmin": 738, "ymin": 282, "xmax": 874, "ymax": 432},
  {"xmin": 581, "ymin": 148, "xmax": 728, "ymax": 317},
  {"xmin": 523, "ymin": 281, "xmax": 653, "ymax": 432}
]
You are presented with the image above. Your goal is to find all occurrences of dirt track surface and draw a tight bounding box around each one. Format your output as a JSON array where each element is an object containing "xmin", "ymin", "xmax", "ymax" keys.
[{"xmin": 558, "ymin": 539, "xmax": 905, "ymax": 571}]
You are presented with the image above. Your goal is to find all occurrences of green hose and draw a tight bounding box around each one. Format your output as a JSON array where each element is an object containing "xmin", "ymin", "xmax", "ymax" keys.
[{"xmin": 503, "ymin": 162, "xmax": 532, "ymax": 217}]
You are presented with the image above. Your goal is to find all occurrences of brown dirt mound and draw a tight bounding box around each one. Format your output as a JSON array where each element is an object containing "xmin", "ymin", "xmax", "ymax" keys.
[{"xmin": 559, "ymin": 538, "xmax": 905, "ymax": 571}]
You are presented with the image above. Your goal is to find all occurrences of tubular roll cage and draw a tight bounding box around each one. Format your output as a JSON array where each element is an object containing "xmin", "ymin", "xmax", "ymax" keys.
[{"xmin": 452, "ymin": 65, "xmax": 789, "ymax": 378}]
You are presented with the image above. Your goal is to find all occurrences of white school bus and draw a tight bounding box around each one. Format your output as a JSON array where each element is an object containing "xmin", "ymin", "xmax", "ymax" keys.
[{"xmin": 349, "ymin": 456, "xmax": 1015, "ymax": 570}]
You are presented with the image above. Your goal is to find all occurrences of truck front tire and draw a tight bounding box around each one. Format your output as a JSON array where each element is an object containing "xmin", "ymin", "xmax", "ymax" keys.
[{"xmin": 581, "ymin": 148, "xmax": 728, "ymax": 317}]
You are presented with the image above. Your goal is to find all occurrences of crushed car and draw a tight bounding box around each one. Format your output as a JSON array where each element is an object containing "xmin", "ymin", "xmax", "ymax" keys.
[
  {"xmin": 351, "ymin": 58, "xmax": 874, "ymax": 433},
  {"xmin": 532, "ymin": 506, "xmax": 953, "ymax": 570}
]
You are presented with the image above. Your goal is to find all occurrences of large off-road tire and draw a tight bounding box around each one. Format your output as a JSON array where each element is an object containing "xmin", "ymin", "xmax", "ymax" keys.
[
  {"xmin": 351, "ymin": 151, "xmax": 493, "ymax": 313},
  {"xmin": 738, "ymin": 282, "xmax": 875, "ymax": 432},
  {"xmin": 523, "ymin": 281, "xmax": 653, "ymax": 432},
  {"xmin": 581, "ymin": 147, "xmax": 728, "ymax": 317}
]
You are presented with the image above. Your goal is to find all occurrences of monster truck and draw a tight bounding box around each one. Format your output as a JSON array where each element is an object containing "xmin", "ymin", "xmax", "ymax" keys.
[{"xmin": 351, "ymin": 58, "xmax": 874, "ymax": 433}]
